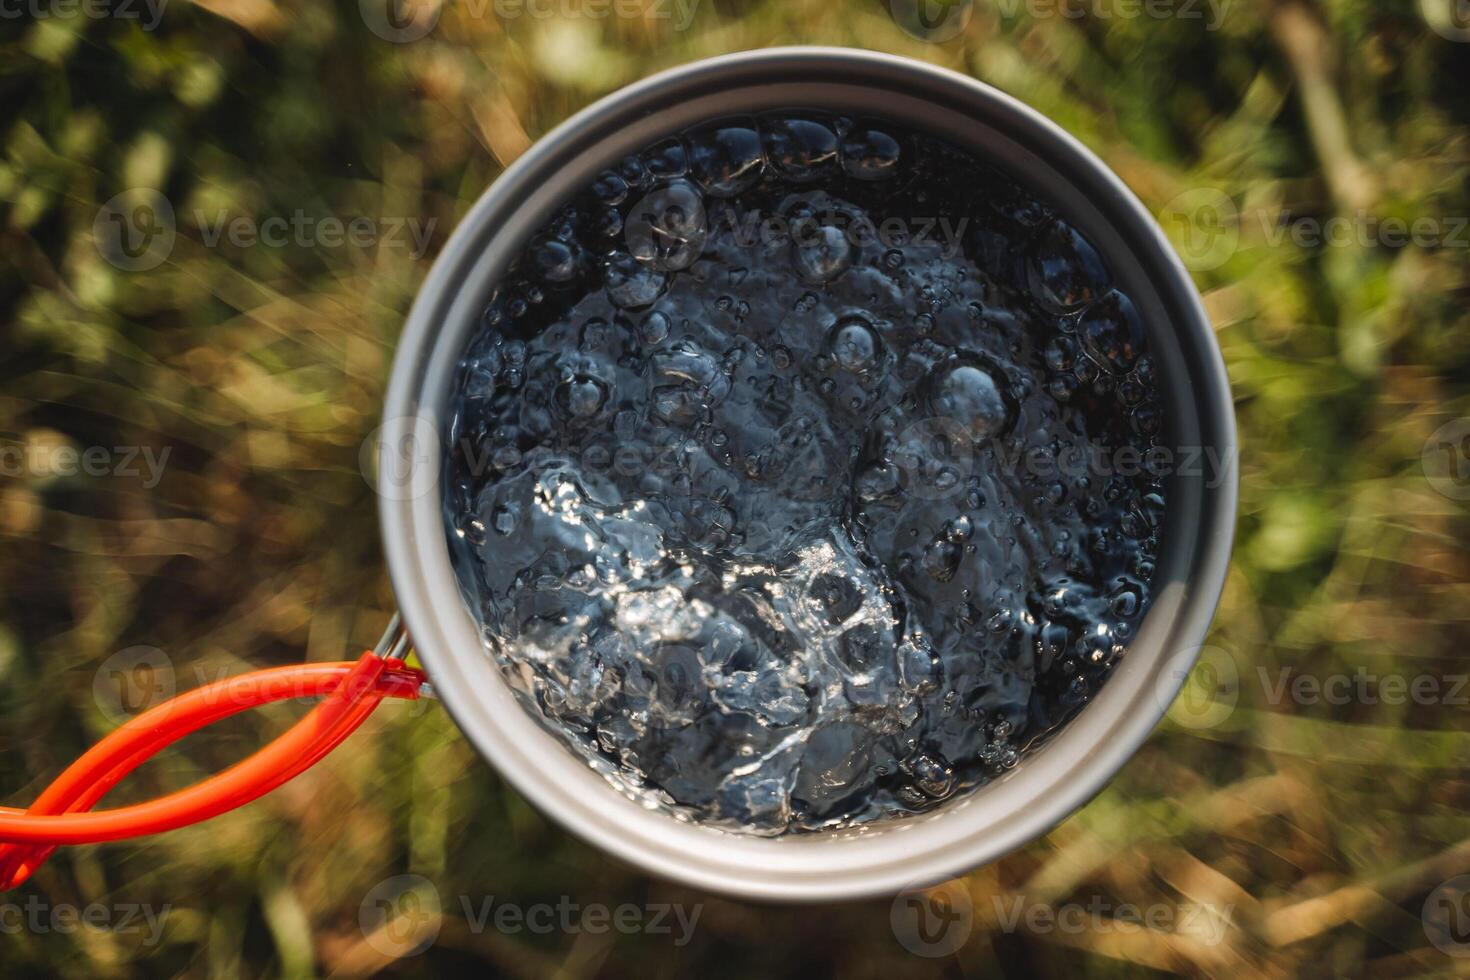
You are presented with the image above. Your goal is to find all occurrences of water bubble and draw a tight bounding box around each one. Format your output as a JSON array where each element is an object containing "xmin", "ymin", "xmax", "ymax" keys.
[
  {"xmin": 649, "ymin": 342, "xmax": 731, "ymax": 426},
  {"xmin": 604, "ymin": 252, "xmax": 667, "ymax": 308},
  {"xmin": 1077, "ymin": 622, "xmax": 1119, "ymax": 666},
  {"xmin": 620, "ymin": 155, "xmax": 653, "ymax": 192},
  {"xmin": 554, "ymin": 375, "xmax": 609, "ymax": 420},
  {"xmin": 828, "ymin": 318, "xmax": 881, "ymax": 373},
  {"xmin": 762, "ymin": 116, "xmax": 839, "ymax": 181},
  {"xmin": 1132, "ymin": 403, "xmax": 1162, "ymax": 436},
  {"xmin": 491, "ymin": 444, "xmax": 521, "ymax": 470},
  {"xmin": 492, "ymin": 503, "xmax": 519, "ymax": 535},
  {"xmin": 927, "ymin": 357, "xmax": 1013, "ymax": 441},
  {"xmin": 920, "ymin": 537, "xmax": 962, "ymax": 582},
  {"xmin": 898, "ymin": 640, "xmax": 942, "ymax": 694},
  {"xmin": 638, "ymin": 310, "xmax": 672, "ymax": 345},
  {"xmin": 793, "ymin": 224, "xmax": 854, "ymax": 283},
  {"xmin": 688, "ymin": 123, "xmax": 765, "ymax": 198},
  {"xmin": 592, "ymin": 169, "xmax": 629, "ymax": 204},
  {"xmin": 1109, "ymin": 581, "xmax": 1141, "ymax": 619},
  {"xmin": 841, "ymin": 125, "xmax": 902, "ymax": 180},
  {"xmin": 1036, "ymin": 621, "xmax": 1069, "ymax": 671},
  {"xmin": 625, "ymin": 179, "xmax": 707, "ymax": 272},
  {"xmin": 1078, "ymin": 289, "xmax": 1145, "ymax": 374},
  {"xmin": 643, "ymin": 136, "xmax": 688, "ymax": 179},
  {"xmin": 1044, "ymin": 336, "xmax": 1078, "ymax": 374},
  {"xmin": 1027, "ymin": 220, "xmax": 1109, "ymax": 312},
  {"xmin": 594, "ymin": 207, "xmax": 623, "ymax": 239},
  {"xmin": 909, "ymin": 753, "xmax": 956, "ymax": 798},
  {"xmin": 530, "ymin": 237, "xmax": 581, "ymax": 283}
]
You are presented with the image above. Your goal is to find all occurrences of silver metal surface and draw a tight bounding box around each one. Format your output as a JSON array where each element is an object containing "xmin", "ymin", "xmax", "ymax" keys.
[
  {"xmin": 372, "ymin": 612, "xmax": 407, "ymax": 660},
  {"xmin": 378, "ymin": 47, "xmax": 1238, "ymax": 902}
]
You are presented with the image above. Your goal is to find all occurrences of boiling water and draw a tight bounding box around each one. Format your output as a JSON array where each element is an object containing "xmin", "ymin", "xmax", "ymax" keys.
[{"xmin": 444, "ymin": 113, "xmax": 1167, "ymax": 834}]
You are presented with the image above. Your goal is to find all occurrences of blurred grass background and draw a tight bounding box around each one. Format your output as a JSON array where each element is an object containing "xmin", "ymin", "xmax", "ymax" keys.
[{"xmin": 2, "ymin": 0, "xmax": 1470, "ymax": 975}]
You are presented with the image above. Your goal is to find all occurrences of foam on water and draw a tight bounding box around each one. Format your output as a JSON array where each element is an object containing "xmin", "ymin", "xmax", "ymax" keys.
[{"xmin": 444, "ymin": 113, "xmax": 1168, "ymax": 834}]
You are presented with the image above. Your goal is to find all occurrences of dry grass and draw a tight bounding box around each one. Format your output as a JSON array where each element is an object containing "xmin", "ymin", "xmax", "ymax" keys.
[{"xmin": 2, "ymin": 0, "xmax": 1469, "ymax": 976}]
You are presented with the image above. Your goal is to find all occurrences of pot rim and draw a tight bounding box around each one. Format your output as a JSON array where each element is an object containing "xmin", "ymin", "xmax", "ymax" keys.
[{"xmin": 379, "ymin": 46, "xmax": 1238, "ymax": 903}]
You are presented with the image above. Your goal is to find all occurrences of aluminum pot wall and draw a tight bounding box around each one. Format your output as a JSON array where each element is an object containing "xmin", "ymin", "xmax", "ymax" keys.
[{"xmin": 378, "ymin": 47, "xmax": 1238, "ymax": 903}]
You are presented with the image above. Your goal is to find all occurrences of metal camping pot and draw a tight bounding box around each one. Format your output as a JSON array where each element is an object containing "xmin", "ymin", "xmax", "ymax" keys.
[{"xmin": 376, "ymin": 47, "xmax": 1238, "ymax": 903}]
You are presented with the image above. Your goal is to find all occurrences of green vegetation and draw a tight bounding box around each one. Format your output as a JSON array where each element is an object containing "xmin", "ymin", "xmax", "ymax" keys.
[{"xmin": 1, "ymin": 0, "xmax": 1468, "ymax": 975}]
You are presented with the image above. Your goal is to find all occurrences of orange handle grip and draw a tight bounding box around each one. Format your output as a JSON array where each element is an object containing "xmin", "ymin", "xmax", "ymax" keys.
[{"xmin": 0, "ymin": 653, "xmax": 426, "ymax": 889}]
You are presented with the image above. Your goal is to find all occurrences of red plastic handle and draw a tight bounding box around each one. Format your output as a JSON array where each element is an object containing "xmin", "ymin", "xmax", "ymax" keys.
[{"xmin": 0, "ymin": 653, "xmax": 425, "ymax": 889}]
